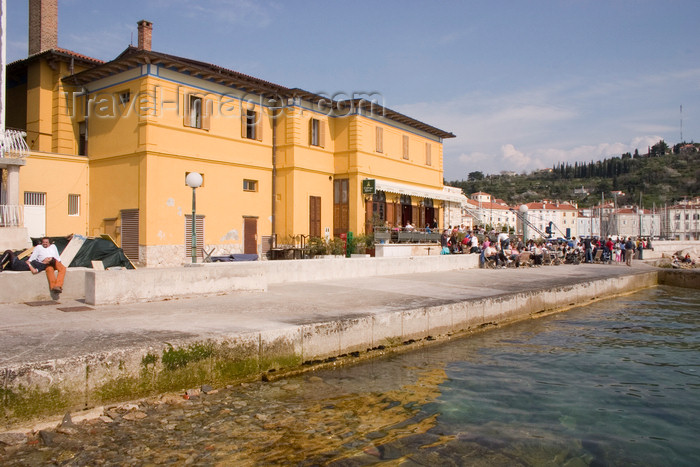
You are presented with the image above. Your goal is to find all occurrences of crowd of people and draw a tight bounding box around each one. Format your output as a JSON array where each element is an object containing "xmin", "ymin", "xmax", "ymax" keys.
[{"xmin": 437, "ymin": 225, "xmax": 652, "ymax": 269}]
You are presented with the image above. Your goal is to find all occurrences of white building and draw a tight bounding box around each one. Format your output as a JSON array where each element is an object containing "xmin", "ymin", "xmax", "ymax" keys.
[
  {"xmin": 662, "ymin": 200, "xmax": 700, "ymax": 240},
  {"xmin": 577, "ymin": 209, "xmax": 601, "ymax": 238},
  {"xmin": 523, "ymin": 201, "xmax": 578, "ymax": 239},
  {"xmin": 463, "ymin": 192, "xmax": 516, "ymax": 232}
]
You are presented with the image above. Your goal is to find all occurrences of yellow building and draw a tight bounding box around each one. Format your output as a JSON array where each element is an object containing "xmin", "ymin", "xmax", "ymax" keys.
[{"xmin": 3, "ymin": 8, "xmax": 455, "ymax": 266}]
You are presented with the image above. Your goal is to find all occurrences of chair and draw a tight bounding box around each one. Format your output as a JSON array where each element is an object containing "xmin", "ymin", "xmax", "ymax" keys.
[
  {"xmin": 518, "ymin": 251, "xmax": 532, "ymax": 267},
  {"xmin": 592, "ymin": 249, "xmax": 603, "ymax": 263}
]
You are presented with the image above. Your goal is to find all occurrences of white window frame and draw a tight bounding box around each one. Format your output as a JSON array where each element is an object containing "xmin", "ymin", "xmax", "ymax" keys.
[{"xmin": 68, "ymin": 194, "xmax": 80, "ymax": 216}]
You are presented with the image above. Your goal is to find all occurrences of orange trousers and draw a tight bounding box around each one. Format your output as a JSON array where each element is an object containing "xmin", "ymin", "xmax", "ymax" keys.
[{"xmin": 45, "ymin": 261, "xmax": 66, "ymax": 290}]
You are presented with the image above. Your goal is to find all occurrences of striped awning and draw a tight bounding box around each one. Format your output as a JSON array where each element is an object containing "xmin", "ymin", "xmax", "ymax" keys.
[{"xmin": 373, "ymin": 179, "xmax": 465, "ymax": 203}]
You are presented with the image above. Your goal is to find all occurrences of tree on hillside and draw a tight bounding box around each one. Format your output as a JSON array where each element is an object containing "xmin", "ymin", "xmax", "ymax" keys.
[
  {"xmin": 650, "ymin": 140, "xmax": 669, "ymax": 157},
  {"xmin": 468, "ymin": 171, "xmax": 484, "ymax": 181}
]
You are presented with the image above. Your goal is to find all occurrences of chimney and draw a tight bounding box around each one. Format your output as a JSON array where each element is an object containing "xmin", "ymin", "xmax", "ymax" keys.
[
  {"xmin": 137, "ymin": 20, "xmax": 153, "ymax": 51},
  {"xmin": 28, "ymin": 0, "xmax": 58, "ymax": 55}
]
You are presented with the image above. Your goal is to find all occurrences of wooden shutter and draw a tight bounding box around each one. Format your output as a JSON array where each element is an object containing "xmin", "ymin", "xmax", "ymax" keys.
[
  {"xmin": 426, "ymin": 143, "xmax": 432, "ymax": 166},
  {"xmin": 183, "ymin": 93, "xmax": 191, "ymax": 127},
  {"xmin": 403, "ymin": 135, "xmax": 409, "ymax": 160},
  {"xmin": 319, "ymin": 120, "xmax": 325, "ymax": 148},
  {"xmin": 120, "ymin": 209, "xmax": 139, "ymax": 262},
  {"xmin": 376, "ymin": 126, "xmax": 383, "ymax": 153},
  {"xmin": 310, "ymin": 119, "xmax": 325, "ymax": 147},
  {"xmin": 241, "ymin": 112, "xmax": 248, "ymax": 138},
  {"xmin": 333, "ymin": 179, "xmax": 349, "ymax": 236},
  {"xmin": 365, "ymin": 196, "xmax": 373, "ymax": 233},
  {"xmin": 184, "ymin": 214, "xmax": 205, "ymax": 258},
  {"xmin": 386, "ymin": 202, "xmax": 395, "ymax": 227},
  {"xmin": 201, "ymin": 99, "xmax": 212, "ymax": 130},
  {"xmin": 255, "ymin": 110, "xmax": 263, "ymax": 141},
  {"xmin": 309, "ymin": 196, "xmax": 321, "ymax": 237}
]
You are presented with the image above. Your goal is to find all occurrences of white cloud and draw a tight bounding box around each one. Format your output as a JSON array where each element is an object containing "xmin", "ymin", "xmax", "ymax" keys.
[
  {"xmin": 501, "ymin": 144, "xmax": 542, "ymax": 171},
  {"xmin": 397, "ymin": 66, "xmax": 698, "ymax": 178}
]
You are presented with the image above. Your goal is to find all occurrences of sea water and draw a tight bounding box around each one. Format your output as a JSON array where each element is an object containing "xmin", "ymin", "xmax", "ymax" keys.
[{"xmin": 298, "ymin": 285, "xmax": 700, "ymax": 465}]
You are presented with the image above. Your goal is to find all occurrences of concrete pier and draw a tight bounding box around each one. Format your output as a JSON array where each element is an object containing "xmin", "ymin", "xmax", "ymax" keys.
[{"xmin": 1, "ymin": 259, "xmax": 683, "ymax": 431}]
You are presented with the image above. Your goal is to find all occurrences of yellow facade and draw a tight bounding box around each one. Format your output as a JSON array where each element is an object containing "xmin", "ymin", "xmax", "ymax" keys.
[
  {"xmin": 5, "ymin": 44, "xmax": 453, "ymax": 266},
  {"xmin": 18, "ymin": 152, "xmax": 89, "ymax": 237}
]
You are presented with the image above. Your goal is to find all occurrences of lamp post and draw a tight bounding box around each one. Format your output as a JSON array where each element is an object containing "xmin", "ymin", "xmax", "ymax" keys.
[{"xmin": 185, "ymin": 172, "xmax": 203, "ymax": 263}]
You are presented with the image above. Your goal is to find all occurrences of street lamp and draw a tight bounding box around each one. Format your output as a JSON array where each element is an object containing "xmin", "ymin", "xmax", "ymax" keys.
[{"xmin": 185, "ymin": 172, "xmax": 203, "ymax": 263}]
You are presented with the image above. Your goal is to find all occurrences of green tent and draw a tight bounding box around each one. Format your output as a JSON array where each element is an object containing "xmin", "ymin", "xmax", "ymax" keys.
[{"xmin": 32, "ymin": 236, "xmax": 135, "ymax": 269}]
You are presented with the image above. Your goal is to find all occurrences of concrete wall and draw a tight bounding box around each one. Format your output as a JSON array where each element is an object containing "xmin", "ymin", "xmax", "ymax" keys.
[
  {"xmin": 2, "ymin": 254, "xmax": 479, "ymax": 304},
  {"xmin": 657, "ymin": 269, "xmax": 700, "ymax": 289},
  {"xmin": 0, "ymin": 268, "xmax": 88, "ymax": 303},
  {"xmin": 375, "ymin": 243, "xmax": 444, "ymax": 257},
  {"xmin": 0, "ymin": 227, "xmax": 31, "ymax": 251},
  {"xmin": 260, "ymin": 254, "xmax": 478, "ymax": 284},
  {"xmin": 85, "ymin": 263, "xmax": 268, "ymax": 305},
  {"xmin": 642, "ymin": 240, "xmax": 700, "ymax": 259}
]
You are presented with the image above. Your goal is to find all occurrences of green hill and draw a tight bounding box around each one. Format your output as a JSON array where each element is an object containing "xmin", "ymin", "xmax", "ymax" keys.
[{"xmin": 447, "ymin": 141, "xmax": 700, "ymax": 208}]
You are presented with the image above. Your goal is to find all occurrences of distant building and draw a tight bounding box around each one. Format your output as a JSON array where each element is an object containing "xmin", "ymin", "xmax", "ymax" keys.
[
  {"xmin": 523, "ymin": 201, "xmax": 578, "ymax": 239},
  {"xmin": 661, "ymin": 200, "xmax": 700, "ymax": 240},
  {"xmin": 463, "ymin": 192, "xmax": 516, "ymax": 232},
  {"xmin": 577, "ymin": 209, "xmax": 600, "ymax": 238}
]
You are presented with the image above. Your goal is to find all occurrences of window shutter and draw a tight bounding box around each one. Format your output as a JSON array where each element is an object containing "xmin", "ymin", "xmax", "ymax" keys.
[
  {"xmin": 309, "ymin": 118, "xmax": 314, "ymax": 146},
  {"xmin": 184, "ymin": 214, "xmax": 205, "ymax": 258},
  {"xmin": 426, "ymin": 143, "xmax": 432, "ymax": 166},
  {"xmin": 255, "ymin": 110, "xmax": 263, "ymax": 141},
  {"xmin": 403, "ymin": 135, "xmax": 409, "ymax": 160},
  {"xmin": 183, "ymin": 93, "xmax": 191, "ymax": 127},
  {"xmin": 376, "ymin": 127, "xmax": 383, "ymax": 153},
  {"xmin": 241, "ymin": 112, "xmax": 248, "ymax": 138},
  {"xmin": 201, "ymin": 99, "xmax": 212, "ymax": 130},
  {"xmin": 319, "ymin": 120, "xmax": 325, "ymax": 148},
  {"xmin": 121, "ymin": 209, "xmax": 140, "ymax": 262}
]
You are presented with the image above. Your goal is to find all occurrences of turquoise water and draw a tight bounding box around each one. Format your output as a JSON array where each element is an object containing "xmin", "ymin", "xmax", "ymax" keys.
[{"xmin": 309, "ymin": 286, "xmax": 700, "ymax": 465}]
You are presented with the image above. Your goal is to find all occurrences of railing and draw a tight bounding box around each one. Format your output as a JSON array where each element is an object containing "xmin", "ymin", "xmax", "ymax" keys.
[
  {"xmin": 0, "ymin": 129, "xmax": 30, "ymax": 159},
  {"xmin": 0, "ymin": 205, "xmax": 23, "ymax": 227}
]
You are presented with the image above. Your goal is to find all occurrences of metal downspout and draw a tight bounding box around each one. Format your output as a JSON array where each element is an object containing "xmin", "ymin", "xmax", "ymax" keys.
[{"xmin": 271, "ymin": 106, "xmax": 278, "ymax": 240}]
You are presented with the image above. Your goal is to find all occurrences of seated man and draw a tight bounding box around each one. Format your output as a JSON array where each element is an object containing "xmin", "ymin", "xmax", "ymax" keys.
[
  {"xmin": 482, "ymin": 244, "xmax": 498, "ymax": 267},
  {"xmin": 470, "ymin": 234, "xmax": 480, "ymax": 253},
  {"xmin": 27, "ymin": 237, "xmax": 66, "ymax": 294}
]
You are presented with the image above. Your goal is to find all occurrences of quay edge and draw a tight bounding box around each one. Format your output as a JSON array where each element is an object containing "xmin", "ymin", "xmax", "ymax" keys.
[{"xmin": 1, "ymin": 264, "xmax": 682, "ymax": 431}]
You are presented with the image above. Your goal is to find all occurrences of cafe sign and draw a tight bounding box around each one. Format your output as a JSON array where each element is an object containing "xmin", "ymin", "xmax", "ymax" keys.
[{"xmin": 362, "ymin": 179, "xmax": 376, "ymax": 195}]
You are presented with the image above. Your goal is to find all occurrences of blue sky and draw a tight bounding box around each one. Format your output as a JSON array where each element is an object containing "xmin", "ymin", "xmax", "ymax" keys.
[{"xmin": 6, "ymin": 0, "xmax": 699, "ymax": 178}]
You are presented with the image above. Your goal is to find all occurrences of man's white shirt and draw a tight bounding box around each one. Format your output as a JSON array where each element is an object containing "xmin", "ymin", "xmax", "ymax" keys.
[{"xmin": 28, "ymin": 244, "xmax": 61, "ymax": 263}]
